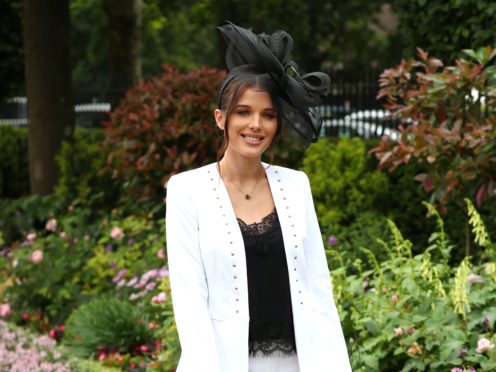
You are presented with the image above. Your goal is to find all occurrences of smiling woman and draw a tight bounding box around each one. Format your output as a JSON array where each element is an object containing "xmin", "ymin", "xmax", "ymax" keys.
[{"xmin": 165, "ymin": 22, "xmax": 351, "ymax": 372}]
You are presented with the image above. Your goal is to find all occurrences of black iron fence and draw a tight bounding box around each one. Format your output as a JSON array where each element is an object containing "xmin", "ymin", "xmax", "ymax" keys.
[
  {"xmin": 0, "ymin": 69, "xmax": 399, "ymax": 138},
  {"xmin": 318, "ymin": 68, "xmax": 399, "ymax": 139}
]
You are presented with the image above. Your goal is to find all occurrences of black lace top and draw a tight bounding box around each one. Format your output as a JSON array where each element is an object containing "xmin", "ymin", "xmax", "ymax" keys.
[{"xmin": 237, "ymin": 209, "xmax": 297, "ymax": 357}]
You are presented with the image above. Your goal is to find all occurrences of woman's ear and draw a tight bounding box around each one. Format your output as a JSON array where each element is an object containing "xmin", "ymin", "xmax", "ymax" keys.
[{"xmin": 214, "ymin": 109, "xmax": 225, "ymax": 131}]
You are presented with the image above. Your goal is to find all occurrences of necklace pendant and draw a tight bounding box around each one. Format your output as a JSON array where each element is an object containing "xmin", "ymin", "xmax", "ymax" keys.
[{"xmin": 245, "ymin": 194, "xmax": 251, "ymax": 200}]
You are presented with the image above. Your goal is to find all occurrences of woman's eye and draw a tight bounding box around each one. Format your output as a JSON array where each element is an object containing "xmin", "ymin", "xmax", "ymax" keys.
[
  {"xmin": 263, "ymin": 113, "xmax": 276, "ymax": 119},
  {"xmin": 236, "ymin": 110, "xmax": 249, "ymax": 116}
]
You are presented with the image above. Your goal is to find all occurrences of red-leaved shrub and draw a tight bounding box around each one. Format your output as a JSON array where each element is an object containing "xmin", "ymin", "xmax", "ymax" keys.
[{"xmin": 102, "ymin": 65, "xmax": 226, "ymax": 203}]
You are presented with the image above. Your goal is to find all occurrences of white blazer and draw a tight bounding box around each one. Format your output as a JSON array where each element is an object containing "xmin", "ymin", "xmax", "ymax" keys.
[{"xmin": 166, "ymin": 162, "xmax": 351, "ymax": 372}]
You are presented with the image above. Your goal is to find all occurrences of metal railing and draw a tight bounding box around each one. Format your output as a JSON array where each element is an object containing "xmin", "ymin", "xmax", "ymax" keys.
[
  {"xmin": 318, "ymin": 68, "xmax": 399, "ymax": 139},
  {"xmin": 0, "ymin": 70, "xmax": 400, "ymax": 138}
]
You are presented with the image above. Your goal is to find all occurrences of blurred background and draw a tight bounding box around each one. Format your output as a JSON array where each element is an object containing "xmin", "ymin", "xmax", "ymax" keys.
[{"xmin": 2, "ymin": 0, "xmax": 494, "ymax": 126}]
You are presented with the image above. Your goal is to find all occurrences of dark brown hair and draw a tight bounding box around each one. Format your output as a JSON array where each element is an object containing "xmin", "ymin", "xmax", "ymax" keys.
[{"xmin": 216, "ymin": 65, "xmax": 283, "ymax": 164}]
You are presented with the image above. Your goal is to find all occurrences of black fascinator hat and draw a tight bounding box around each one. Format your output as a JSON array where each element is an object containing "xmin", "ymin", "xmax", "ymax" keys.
[{"xmin": 217, "ymin": 21, "xmax": 330, "ymax": 142}]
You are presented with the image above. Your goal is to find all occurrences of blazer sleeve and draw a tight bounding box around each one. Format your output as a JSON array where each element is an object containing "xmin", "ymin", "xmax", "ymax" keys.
[
  {"xmin": 300, "ymin": 171, "xmax": 352, "ymax": 368},
  {"xmin": 166, "ymin": 175, "xmax": 222, "ymax": 372}
]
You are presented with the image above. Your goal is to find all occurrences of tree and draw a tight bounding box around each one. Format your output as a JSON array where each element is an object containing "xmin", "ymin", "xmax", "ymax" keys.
[
  {"xmin": 70, "ymin": 0, "xmax": 402, "ymax": 100},
  {"xmin": 70, "ymin": 0, "xmax": 109, "ymax": 100},
  {"xmin": 23, "ymin": 0, "xmax": 74, "ymax": 195},
  {"xmin": 392, "ymin": 0, "xmax": 496, "ymax": 63},
  {"xmin": 203, "ymin": 0, "xmax": 400, "ymax": 71},
  {"xmin": 0, "ymin": 0, "xmax": 24, "ymax": 100},
  {"xmin": 102, "ymin": 0, "xmax": 143, "ymax": 108}
]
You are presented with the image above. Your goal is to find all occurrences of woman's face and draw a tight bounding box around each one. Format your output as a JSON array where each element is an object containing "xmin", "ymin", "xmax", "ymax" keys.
[{"xmin": 215, "ymin": 87, "xmax": 278, "ymax": 161}]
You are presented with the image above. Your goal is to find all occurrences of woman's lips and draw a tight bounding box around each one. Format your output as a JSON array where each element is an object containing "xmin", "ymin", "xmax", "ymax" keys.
[{"xmin": 241, "ymin": 134, "xmax": 264, "ymax": 144}]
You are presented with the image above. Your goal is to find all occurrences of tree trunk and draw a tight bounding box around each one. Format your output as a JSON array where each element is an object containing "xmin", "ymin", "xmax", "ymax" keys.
[
  {"xmin": 103, "ymin": 0, "xmax": 143, "ymax": 108},
  {"xmin": 23, "ymin": 0, "xmax": 74, "ymax": 195}
]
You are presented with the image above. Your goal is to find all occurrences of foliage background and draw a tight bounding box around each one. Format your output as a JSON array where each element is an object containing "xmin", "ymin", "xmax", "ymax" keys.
[{"xmin": 393, "ymin": 0, "xmax": 496, "ymax": 63}]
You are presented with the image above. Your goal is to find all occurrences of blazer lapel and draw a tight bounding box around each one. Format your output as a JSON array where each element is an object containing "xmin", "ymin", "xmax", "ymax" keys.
[{"xmin": 264, "ymin": 164, "xmax": 301, "ymax": 263}]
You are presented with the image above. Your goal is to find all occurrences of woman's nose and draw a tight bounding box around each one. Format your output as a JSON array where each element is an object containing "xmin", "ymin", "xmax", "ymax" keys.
[{"xmin": 249, "ymin": 113, "xmax": 262, "ymax": 129}]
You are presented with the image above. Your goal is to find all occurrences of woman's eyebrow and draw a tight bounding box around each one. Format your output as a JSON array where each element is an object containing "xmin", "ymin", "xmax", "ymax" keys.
[{"xmin": 236, "ymin": 104, "xmax": 276, "ymax": 110}]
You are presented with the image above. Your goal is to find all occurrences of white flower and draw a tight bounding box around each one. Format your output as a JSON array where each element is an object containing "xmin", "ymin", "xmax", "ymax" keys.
[{"xmin": 476, "ymin": 338, "xmax": 495, "ymax": 353}]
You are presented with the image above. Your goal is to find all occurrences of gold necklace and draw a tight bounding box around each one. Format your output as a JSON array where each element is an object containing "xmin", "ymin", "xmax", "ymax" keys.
[
  {"xmin": 221, "ymin": 167, "xmax": 264, "ymax": 200},
  {"xmin": 231, "ymin": 176, "xmax": 261, "ymax": 200}
]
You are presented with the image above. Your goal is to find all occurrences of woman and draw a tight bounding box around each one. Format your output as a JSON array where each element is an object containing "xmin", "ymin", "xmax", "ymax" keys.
[{"xmin": 166, "ymin": 22, "xmax": 351, "ymax": 372}]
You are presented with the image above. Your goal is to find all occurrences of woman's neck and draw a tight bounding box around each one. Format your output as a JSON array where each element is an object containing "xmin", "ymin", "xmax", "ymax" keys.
[{"xmin": 218, "ymin": 152, "xmax": 264, "ymax": 183}]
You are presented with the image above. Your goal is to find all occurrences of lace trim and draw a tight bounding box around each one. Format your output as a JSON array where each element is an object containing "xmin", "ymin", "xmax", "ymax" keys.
[
  {"xmin": 249, "ymin": 323, "xmax": 297, "ymax": 357},
  {"xmin": 249, "ymin": 339, "xmax": 297, "ymax": 357},
  {"xmin": 237, "ymin": 209, "xmax": 277, "ymax": 236}
]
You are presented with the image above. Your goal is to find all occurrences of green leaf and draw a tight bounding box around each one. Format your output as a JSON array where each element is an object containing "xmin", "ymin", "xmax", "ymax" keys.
[
  {"xmin": 364, "ymin": 319, "xmax": 379, "ymax": 335},
  {"xmin": 462, "ymin": 49, "xmax": 480, "ymax": 63},
  {"xmin": 402, "ymin": 277, "xmax": 418, "ymax": 293}
]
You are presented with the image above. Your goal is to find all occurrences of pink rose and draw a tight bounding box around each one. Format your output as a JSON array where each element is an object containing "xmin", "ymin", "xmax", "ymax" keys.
[
  {"xmin": 0, "ymin": 303, "xmax": 11, "ymax": 317},
  {"xmin": 391, "ymin": 294, "xmax": 398, "ymax": 302},
  {"xmin": 467, "ymin": 273, "xmax": 482, "ymax": 284},
  {"xmin": 59, "ymin": 231, "xmax": 67, "ymax": 239},
  {"xmin": 157, "ymin": 248, "xmax": 165, "ymax": 260},
  {"xmin": 476, "ymin": 338, "xmax": 495, "ymax": 353},
  {"xmin": 45, "ymin": 218, "xmax": 57, "ymax": 232},
  {"xmin": 27, "ymin": 232, "xmax": 36, "ymax": 242},
  {"xmin": 110, "ymin": 227, "xmax": 124, "ymax": 240},
  {"xmin": 394, "ymin": 327, "xmax": 403, "ymax": 337},
  {"xmin": 151, "ymin": 292, "xmax": 167, "ymax": 304},
  {"xmin": 31, "ymin": 249, "xmax": 43, "ymax": 264}
]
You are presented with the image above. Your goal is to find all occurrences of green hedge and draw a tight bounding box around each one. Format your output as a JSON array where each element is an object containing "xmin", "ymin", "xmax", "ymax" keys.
[{"xmin": 0, "ymin": 126, "xmax": 29, "ymax": 198}]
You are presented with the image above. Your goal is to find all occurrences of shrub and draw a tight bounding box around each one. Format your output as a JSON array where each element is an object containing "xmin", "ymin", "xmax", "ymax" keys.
[
  {"xmin": 81, "ymin": 214, "xmax": 166, "ymax": 296},
  {"xmin": 325, "ymin": 211, "xmax": 392, "ymax": 272},
  {"xmin": 371, "ymin": 47, "xmax": 496, "ymax": 214},
  {"xmin": 63, "ymin": 296, "xmax": 158, "ymax": 361},
  {"xmin": 4, "ymin": 206, "xmax": 102, "ymax": 323},
  {"xmin": 102, "ymin": 64, "xmax": 226, "ymax": 205},
  {"xmin": 301, "ymin": 137, "xmax": 389, "ymax": 230},
  {"xmin": 0, "ymin": 194, "xmax": 63, "ymax": 245},
  {"xmin": 2, "ymin": 207, "xmax": 167, "ymax": 325},
  {"xmin": 331, "ymin": 200, "xmax": 496, "ymax": 371},
  {"xmin": 54, "ymin": 128, "xmax": 118, "ymax": 211},
  {"xmin": 0, "ymin": 126, "xmax": 29, "ymax": 198}
]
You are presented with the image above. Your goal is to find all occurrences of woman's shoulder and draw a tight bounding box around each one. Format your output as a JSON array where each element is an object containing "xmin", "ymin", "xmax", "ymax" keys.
[
  {"xmin": 166, "ymin": 163, "xmax": 217, "ymax": 189},
  {"xmin": 265, "ymin": 163, "xmax": 308, "ymax": 182}
]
